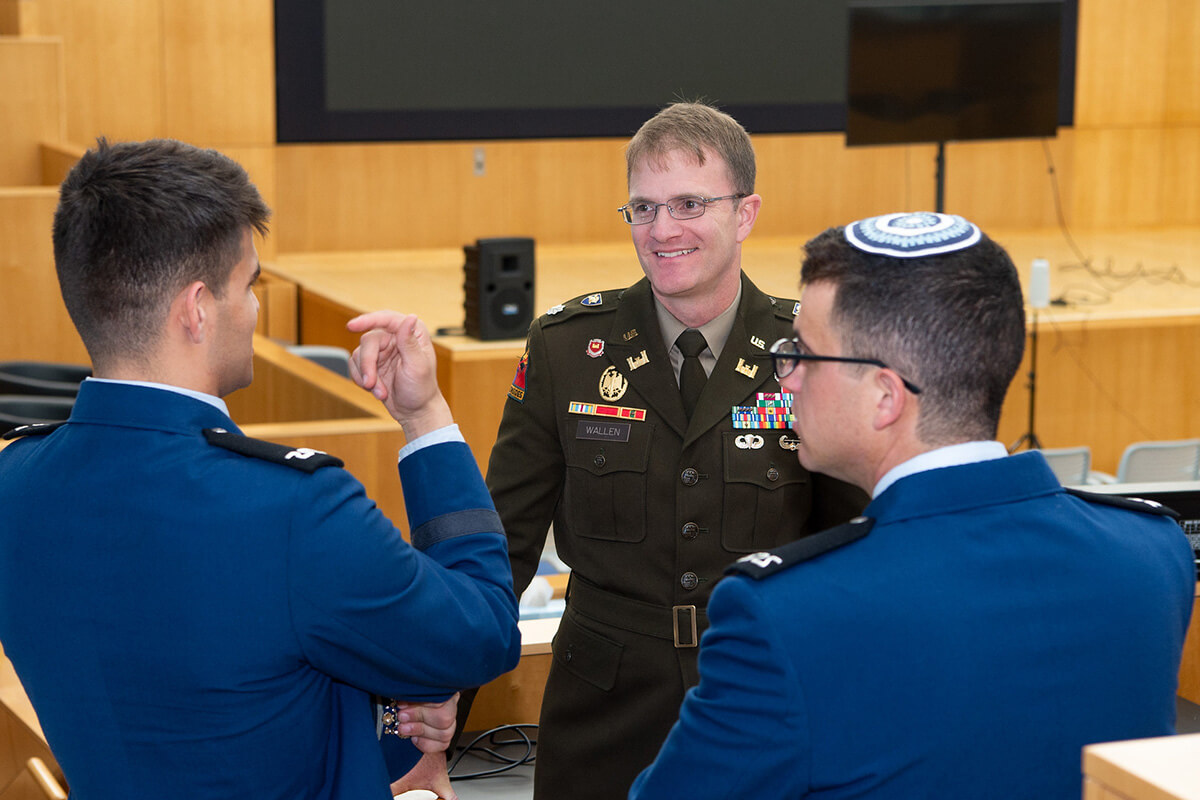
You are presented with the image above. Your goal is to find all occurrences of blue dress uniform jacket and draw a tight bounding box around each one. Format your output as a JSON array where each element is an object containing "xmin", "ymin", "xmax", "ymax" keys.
[
  {"xmin": 630, "ymin": 452, "xmax": 1195, "ymax": 800},
  {"xmin": 0, "ymin": 381, "xmax": 520, "ymax": 800},
  {"xmin": 486, "ymin": 274, "xmax": 867, "ymax": 798}
]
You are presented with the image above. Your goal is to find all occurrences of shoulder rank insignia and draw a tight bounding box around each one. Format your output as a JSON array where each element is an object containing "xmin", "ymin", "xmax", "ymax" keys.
[
  {"xmin": 726, "ymin": 516, "xmax": 874, "ymax": 579},
  {"xmin": 1064, "ymin": 487, "xmax": 1180, "ymax": 519},
  {"xmin": 203, "ymin": 428, "xmax": 344, "ymax": 473},
  {"xmin": 1, "ymin": 421, "xmax": 66, "ymax": 441}
]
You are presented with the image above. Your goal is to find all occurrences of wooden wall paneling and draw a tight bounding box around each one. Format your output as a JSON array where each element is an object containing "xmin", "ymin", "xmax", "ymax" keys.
[
  {"xmin": 37, "ymin": 141, "xmax": 83, "ymax": 187},
  {"xmin": 276, "ymin": 138, "xmax": 634, "ymax": 253},
  {"xmin": 1164, "ymin": 0, "xmax": 1200, "ymax": 124},
  {"xmin": 254, "ymin": 271, "xmax": 298, "ymax": 344},
  {"xmin": 1074, "ymin": 0, "xmax": 1170, "ymax": 127},
  {"xmin": 0, "ymin": 188, "xmax": 88, "ymax": 363},
  {"xmin": 996, "ymin": 316, "xmax": 1200, "ymax": 473},
  {"xmin": 1160, "ymin": 128, "xmax": 1200, "ymax": 226},
  {"xmin": 1181, "ymin": 591, "xmax": 1200, "ymax": 705},
  {"xmin": 35, "ymin": 0, "xmax": 162, "ymax": 144},
  {"xmin": 0, "ymin": 37, "xmax": 64, "ymax": 185},
  {"xmin": 225, "ymin": 336, "xmax": 388, "ymax": 425},
  {"xmin": 160, "ymin": 0, "xmax": 275, "ymax": 147},
  {"xmin": 755, "ymin": 135, "xmax": 937, "ymax": 235},
  {"xmin": 218, "ymin": 144, "xmax": 278, "ymax": 260},
  {"xmin": 296, "ymin": 288, "xmax": 363, "ymax": 353},
  {"xmin": 945, "ymin": 133, "xmax": 1073, "ymax": 230},
  {"xmin": 433, "ymin": 340, "xmax": 524, "ymax": 471},
  {"xmin": 0, "ymin": 0, "xmax": 37, "ymax": 35},
  {"xmin": 1067, "ymin": 128, "xmax": 1166, "ymax": 229},
  {"xmin": 519, "ymin": 138, "xmax": 629, "ymax": 244}
]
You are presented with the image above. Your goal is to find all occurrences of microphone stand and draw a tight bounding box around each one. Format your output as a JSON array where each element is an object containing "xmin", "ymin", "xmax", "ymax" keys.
[{"xmin": 1009, "ymin": 308, "xmax": 1043, "ymax": 452}]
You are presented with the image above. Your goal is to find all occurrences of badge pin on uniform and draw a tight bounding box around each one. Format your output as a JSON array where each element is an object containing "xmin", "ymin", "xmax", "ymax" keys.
[
  {"xmin": 598, "ymin": 366, "xmax": 628, "ymax": 401},
  {"xmin": 735, "ymin": 358, "xmax": 759, "ymax": 379},
  {"xmin": 627, "ymin": 350, "xmax": 650, "ymax": 371},
  {"xmin": 586, "ymin": 338, "xmax": 605, "ymax": 358}
]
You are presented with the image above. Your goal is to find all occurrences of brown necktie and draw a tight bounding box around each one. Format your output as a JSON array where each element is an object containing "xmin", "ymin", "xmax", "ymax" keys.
[{"xmin": 676, "ymin": 329, "xmax": 708, "ymax": 418}]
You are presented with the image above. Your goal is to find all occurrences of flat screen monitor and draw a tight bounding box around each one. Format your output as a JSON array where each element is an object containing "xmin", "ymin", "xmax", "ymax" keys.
[
  {"xmin": 275, "ymin": 0, "xmax": 1076, "ymax": 144},
  {"xmin": 846, "ymin": 0, "xmax": 1067, "ymax": 146}
]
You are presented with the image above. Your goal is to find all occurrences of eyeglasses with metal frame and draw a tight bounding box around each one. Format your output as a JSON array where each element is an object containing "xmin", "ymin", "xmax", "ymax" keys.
[
  {"xmin": 617, "ymin": 194, "xmax": 748, "ymax": 225},
  {"xmin": 767, "ymin": 337, "xmax": 923, "ymax": 395}
]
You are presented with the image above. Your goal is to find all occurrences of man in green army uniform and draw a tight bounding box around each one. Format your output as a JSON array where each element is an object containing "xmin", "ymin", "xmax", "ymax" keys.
[{"xmin": 483, "ymin": 102, "xmax": 866, "ymax": 799}]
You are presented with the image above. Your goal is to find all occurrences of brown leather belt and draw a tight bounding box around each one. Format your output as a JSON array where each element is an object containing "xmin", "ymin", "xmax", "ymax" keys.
[{"xmin": 566, "ymin": 574, "xmax": 707, "ymax": 648}]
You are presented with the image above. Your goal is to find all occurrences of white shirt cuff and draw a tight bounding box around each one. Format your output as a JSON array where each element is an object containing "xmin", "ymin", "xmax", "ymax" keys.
[{"xmin": 396, "ymin": 423, "xmax": 465, "ymax": 463}]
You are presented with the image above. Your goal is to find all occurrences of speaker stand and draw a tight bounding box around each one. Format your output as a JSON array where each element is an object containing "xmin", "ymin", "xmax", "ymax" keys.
[
  {"xmin": 1009, "ymin": 309, "xmax": 1043, "ymax": 452},
  {"xmin": 935, "ymin": 141, "xmax": 946, "ymax": 214}
]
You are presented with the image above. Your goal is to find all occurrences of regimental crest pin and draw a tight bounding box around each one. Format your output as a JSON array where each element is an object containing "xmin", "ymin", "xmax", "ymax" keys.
[
  {"xmin": 735, "ymin": 358, "xmax": 759, "ymax": 379},
  {"xmin": 598, "ymin": 366, "xmax": 628, "ymax": 401},
  {"xmin": 627, "ymin": 350, "xmax": 650, "ymax": 371},
  {"xmin": 586, "ymin": 338, "xmax": 605, "ymax": 358},
  {"xmin": 581, "ymin": 293, "xmax": 603, "ymax": 307}
]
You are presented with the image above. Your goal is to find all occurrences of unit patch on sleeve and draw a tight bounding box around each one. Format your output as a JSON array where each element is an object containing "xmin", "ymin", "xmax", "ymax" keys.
[{"xmin": 508, "ymin": 349, "xmax": 529, "ymax": 402}]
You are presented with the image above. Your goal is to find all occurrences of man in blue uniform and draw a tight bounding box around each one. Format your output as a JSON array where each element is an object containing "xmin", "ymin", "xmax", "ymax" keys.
[
  {"xmin": 0, "ymin": 138, "xmax": 520, "ymax": 800},
  {"xmin": 630, "ymin": 212, "xmax": 1196, "ymax": 799}
]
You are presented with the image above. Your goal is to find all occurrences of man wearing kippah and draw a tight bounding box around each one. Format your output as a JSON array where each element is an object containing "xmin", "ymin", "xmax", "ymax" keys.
[{"xmin": 630, "ymin": 212, "xmax": 1195, "ymax": 799}]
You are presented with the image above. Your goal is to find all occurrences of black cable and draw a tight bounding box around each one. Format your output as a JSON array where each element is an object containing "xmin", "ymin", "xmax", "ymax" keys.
[
  {"xmin": 1041, "ymin": 141, "xmax": 1200, "ymax": 298},
  {"xmin": 448, "ymin": 724, "xmax": 538, "ymax": 781}
]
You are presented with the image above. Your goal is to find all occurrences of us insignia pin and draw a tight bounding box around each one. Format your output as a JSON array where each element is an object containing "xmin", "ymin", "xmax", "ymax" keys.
[
  {"xmin": 627, "ymin": 350, "xmax": 650, "ymax": 371},
  {"xmin": 750, "ymin": 335, "xmax": 766, "ymax": 350},
  {"xmin": 581, "ymin": 293, "xmax": 603, "ymax": 306},
  {"xmin": 623, "ymin": 329, "xmax": 638, "ymax": 341},
  {"xmin": 586, "ymin": 338, "xmax": 605, "ymax": 358},
  {"xmin": 735, "ymin": 358, "xmax": 759, "ymax": 379}
]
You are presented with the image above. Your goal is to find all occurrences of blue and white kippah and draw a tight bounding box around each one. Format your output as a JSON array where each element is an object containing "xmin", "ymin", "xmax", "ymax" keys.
[{"xmin": 844, "ymin": 212, "xmax": 981, "ymax": 258}]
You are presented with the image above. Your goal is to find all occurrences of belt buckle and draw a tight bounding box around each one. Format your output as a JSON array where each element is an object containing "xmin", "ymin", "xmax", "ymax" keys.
[{"xmin": 672, "ymin": 604, "xmax": 698, "ymax": 648}]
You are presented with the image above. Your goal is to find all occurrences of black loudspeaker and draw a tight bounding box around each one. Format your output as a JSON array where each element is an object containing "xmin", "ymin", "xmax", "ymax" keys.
[{"xmin": 463, "ymin": 237, "xmax": 535, "ymax": 340}]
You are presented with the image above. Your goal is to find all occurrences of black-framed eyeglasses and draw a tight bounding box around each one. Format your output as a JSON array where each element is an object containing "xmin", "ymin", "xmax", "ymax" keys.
[
  {"xmin": 617, "ymin": 194, "xmax": 747, "ymax": 225},
  {"xmin": 767, "ymin": 337, "xmax": 923, "ymax": 395}
]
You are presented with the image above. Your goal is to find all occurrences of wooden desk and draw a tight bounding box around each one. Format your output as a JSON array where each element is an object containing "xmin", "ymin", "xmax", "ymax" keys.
[
  {"xmin": 1084, "ymin": 734, "xmax": 1200, "ymax": 800},
  {"xmin": 1181, "ymin": 583, "xmax": 1200, "ymax": 706},
  {"xmin": 267, "ymin": 229, "xmax": 1200, "ymax": 473}
]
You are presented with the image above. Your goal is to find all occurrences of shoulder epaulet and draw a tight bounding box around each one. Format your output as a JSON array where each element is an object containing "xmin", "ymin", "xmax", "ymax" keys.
[
  {"xmin": 203, "ymin": 428, "xmax": 344, "ymax": 473},
  {"xmin": 768, "ymin": 296, "xmax": 802, "ymax": 322},
  {"xmin": 1065, "ymin": 487, "xmax": 1180, "ymax": 519},
  {"xmin": 540, "ymin": 288, "xmax": 625, "ymax": 327},
  {"xmin": 726, "ymin": 516, "xmax": 874, "ymax": 579},
  {"xmin": 1, "ymin": 421, "xmax": 66, "ymax": 441}
]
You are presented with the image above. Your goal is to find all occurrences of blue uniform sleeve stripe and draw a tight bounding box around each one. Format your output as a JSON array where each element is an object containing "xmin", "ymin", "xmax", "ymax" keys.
[
  {"xmin": 398, "ymin": 441, "xmax": 494, "ymax": 522},
  {"xmin": 410, "ymin": 508, "xmax": 503, "ymax": 549}
]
